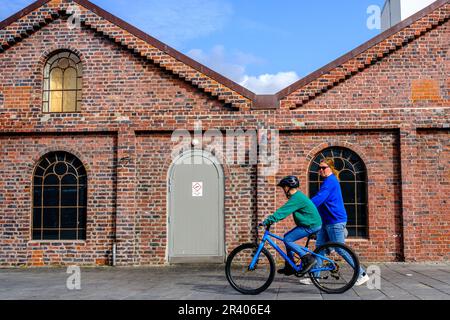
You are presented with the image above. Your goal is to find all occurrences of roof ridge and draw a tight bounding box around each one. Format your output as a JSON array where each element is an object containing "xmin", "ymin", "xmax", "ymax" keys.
[
  {"xmin": 1, "ymin": 0, "xmax": 449, "ymax": 110},
  {"xmin": 276, "ymin": 0, "xmax": 450, "ymax": 109},
  {"xmin": 0, "ymin": 0, "xmax": 256, "ymax": 109}
]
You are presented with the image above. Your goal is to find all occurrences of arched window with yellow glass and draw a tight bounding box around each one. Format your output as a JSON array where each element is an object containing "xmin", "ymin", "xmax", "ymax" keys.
[{"xmin": 43, "ymin": 51, "xmax": 82, "ymax": 112}]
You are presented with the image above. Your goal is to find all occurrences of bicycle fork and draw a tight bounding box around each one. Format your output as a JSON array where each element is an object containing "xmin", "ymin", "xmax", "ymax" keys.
[{"xmin": 248, "ymin": 237, "xmax": 267, "ymax": 271}]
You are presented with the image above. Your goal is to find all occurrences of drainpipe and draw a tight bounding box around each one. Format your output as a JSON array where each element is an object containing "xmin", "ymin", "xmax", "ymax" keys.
[{"xmin": 112, "ymin": 242, "xmax": 117, "ymax": 266}]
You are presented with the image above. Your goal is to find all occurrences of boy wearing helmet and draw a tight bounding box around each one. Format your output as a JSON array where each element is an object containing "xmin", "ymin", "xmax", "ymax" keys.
[{"xmin": 263, "ymin": 176, "xmax": 322, "ymax": 276}]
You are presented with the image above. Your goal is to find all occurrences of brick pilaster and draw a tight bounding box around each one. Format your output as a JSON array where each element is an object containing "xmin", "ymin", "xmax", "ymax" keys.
[
  {"xmin": 115, "ymin": 126, "xmax": 138, "ymax": 265},
  {"xmin": 399, "ymin": 125, "xmax": 418, "ymax": 261}
]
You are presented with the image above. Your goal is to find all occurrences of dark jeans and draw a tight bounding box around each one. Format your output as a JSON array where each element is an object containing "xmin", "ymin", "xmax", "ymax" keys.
[
  {"xmin": 283, "ymin": 225, "xmax": 322, "ymax": 263},
  {"xmin": 315, "ymin": 222, "xmax": 365, "ymax": 276}
]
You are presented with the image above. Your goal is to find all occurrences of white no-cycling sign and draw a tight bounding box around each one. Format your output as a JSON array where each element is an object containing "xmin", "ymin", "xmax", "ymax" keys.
[{"xmin": 192, "ymin": 182, "xmax": 203, "ymax": 197}]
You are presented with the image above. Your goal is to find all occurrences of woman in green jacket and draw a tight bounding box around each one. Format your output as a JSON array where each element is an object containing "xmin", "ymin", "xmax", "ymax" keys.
[{"xmin": 263, "ymin": 176, "xmax": 322, "ymax": 276}]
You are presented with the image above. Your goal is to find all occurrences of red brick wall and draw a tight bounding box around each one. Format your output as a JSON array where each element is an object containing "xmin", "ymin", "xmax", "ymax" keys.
[
  {"xmin": 0, "ymin": 15, "xmax": 261, "ymax": 266},
  {"xmin": 267, "ymin": 131, "xmax": 402, "ymax": 263},
  {"xmin": 0, "ymin": 134, "xmax": 116, "ymax": 266},
  {"xmin": 412, "ymin": 130, "xmax": 450, "ymax": 261},
  {"xmin": 0, "ymin": 9, "xmax": 448, "ymax": 266},
  {"xmin": 279, "ymin": 21, "xmax": 449, "ymax": 118},
  {"xmin": 135, "ymin": 133, "xmax": 257, "ymax": 264},
  {"xmin": 276, "ymin": 19, "xmax": 449, "ymax": 262},
  {"xmin": 0, "ymin": 17, "xmax": 228, "ymax": 131},
  {"xmin": 279, "ymin": 3, "xmax": 449, "ymax": 110}
]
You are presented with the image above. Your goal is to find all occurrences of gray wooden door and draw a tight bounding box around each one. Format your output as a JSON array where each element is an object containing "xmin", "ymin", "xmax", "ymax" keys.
[{"xmin": 168, "ymin": 150, "xmax": 224, "ymax": 263}]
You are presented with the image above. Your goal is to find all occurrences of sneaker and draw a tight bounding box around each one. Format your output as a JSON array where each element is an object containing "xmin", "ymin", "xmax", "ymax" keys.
[
  {"xmin": 300, "ymin": 254, "xmax": 317, "ymax": 274},
  {"xmin": 355, "ymin": 273, "xmax": 370, "ymax": 286},
  {"xmin": 298, "ymin": 278, "xmax": 313, "ymax": 285},
  {"xmin": 277, "ymin": 264, "xmax": 295, "ymax": 276}
]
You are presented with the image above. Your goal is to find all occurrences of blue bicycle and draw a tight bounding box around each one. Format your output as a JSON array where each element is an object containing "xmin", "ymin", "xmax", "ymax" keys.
[{"xmin": 225, "ymin": 224, "xmax": 360, "ymax": 294}]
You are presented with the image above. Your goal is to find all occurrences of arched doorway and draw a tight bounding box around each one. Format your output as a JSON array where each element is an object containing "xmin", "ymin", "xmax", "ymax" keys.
[{"xmin": 168, "ymin": 150, "xmax": 224, "ymax": 263}]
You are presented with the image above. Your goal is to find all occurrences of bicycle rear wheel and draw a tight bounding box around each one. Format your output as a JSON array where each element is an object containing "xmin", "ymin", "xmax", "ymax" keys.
[
  {"xmin": 225, "ymin": 243, "xmax": 275, "ymax": 295},
  {"xmin": 310, "ymin": 242, "xmax": 360, "ymax": 294}
]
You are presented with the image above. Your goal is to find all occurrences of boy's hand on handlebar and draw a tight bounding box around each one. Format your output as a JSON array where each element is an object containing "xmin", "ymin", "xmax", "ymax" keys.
[{"xmin": 259, "ymin": 221, "xmax": 271, "ymax": 228}]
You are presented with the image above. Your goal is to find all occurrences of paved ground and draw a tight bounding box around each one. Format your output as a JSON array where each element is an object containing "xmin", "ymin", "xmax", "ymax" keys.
[{"xmin": 0, "ymin": 263, "xmax": 449, "ymax": 300}]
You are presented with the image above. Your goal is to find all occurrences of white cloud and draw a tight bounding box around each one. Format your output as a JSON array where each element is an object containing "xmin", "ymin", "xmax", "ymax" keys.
[
  {"xmin": 0, "ymin": 1, "xmax": 300, "ymax": 94},
  {"xmin": 240, "ymin": 72, "xmax": 300, "ymax": 94},
  {"xmin": 188, "ymin": 45, "xmax": 299, "ymax": 94},
  {"xmin": 1, "ymin": 0, "xmax": 232, "ymax": 47},
  {"xmin": 188, "ymin": 45, "xmax": 263, "ymax": 82},
  {"xmin": 94, "ymin": 0, "xmax": 233, "ymax": 46}
]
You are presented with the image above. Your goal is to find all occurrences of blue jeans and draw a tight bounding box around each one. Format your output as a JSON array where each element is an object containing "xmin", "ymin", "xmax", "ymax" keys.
[
  {"xmin": 315, "ymin": 222, "xmax": 365, "ymax": 276},
  {"xmin": 284, "ymin": 225, "xmax": 322, "ymax": 262}
]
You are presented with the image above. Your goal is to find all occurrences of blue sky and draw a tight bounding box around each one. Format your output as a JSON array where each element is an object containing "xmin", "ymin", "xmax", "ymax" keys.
[{"xmin": 0, "ymin": 0, "xmax": 386, "ymax": 93}]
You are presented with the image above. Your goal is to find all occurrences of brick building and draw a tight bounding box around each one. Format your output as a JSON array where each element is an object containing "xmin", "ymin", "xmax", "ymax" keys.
[{"xmin": 0, "ymin": 0, "xmax": 448, "ymax": 267}]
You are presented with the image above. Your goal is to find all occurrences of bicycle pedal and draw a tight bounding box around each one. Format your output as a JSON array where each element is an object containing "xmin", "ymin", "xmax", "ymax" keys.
[
  {"xmin": 331, "ymin": 264, "xmax": 340, "ymax": 274},
  {"xmin": 295, "ymin": 270, "xmax": 309, "ymax": 277},
  {"xmin": 323, "ymin": 260, "xmax": 339, "ymax": 274}
]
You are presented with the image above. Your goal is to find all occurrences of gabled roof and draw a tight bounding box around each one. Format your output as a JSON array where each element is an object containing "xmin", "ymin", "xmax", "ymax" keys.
[
  {"xmin": 1, "ymin": 0, "xmax": 449, "ymax": 110},
  {"xmin": 0, "ymin": 0, "xmax": 256, "ymax": 109},
  {"xmin": 276, "ymin": 0, "xmax": 450, "ymax": 109}
]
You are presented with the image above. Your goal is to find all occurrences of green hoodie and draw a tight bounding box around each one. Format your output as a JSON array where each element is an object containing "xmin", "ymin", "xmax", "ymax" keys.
[{"xmin": 264, "ymin": 191, "xmax": 322, "ymax": 228}]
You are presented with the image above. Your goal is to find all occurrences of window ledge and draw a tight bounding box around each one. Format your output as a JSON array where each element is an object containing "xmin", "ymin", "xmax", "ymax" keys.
[
  {"xmin": 41, "ymin": 112, "xmax": 82, "ymax": 114},
  {"xmin": 345, "ymin": 238, "xmax": 370, "ymax": 242},
  {"xmin": 28, "ymin": 240, "xmax": 87, "ymax": 245}
]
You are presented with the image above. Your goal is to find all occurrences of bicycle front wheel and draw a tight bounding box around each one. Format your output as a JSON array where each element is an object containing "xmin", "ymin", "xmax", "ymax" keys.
[
  {"xmin": 225, "ymin": 243, "xmax": 275, "ymax": 295},
  {"xmin": 310, "ymin": 242, "xmax": 360, "ymax": 294}
]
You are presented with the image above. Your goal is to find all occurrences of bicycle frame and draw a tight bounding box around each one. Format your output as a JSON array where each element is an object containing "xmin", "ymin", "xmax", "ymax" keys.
[{"xmin": 249, "ymin": 228, "xmax": 336, "ymax": 274}]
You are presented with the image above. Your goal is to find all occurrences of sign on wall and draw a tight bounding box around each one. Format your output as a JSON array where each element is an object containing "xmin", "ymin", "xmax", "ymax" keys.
[{"xmin": 192, "ymin": 182, "xmax": 203, "ymax": 197}]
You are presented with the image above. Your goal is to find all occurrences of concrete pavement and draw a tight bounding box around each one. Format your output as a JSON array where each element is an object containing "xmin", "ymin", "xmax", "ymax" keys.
[{"xmin": 0, "ymin": 263, "xmax": 449, "ymax": 300}]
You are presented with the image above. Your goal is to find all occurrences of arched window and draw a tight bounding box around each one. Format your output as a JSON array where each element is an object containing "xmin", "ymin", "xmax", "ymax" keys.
[
  {"xmin": 43, "ymin": 51, "xmax": 82, "ymax": 112},
  {"xmin": 309, "ymin": 147, "xmax": 368, "ymax": 238},
  {"xmin": 32, "ymin": 152, "xmax": 87, "ymax": 240}
]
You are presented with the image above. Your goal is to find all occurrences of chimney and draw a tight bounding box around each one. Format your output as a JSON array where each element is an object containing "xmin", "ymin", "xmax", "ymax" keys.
[{"xmin": 381, "ymin": 0, "xmax": 438, "ymax": 31}]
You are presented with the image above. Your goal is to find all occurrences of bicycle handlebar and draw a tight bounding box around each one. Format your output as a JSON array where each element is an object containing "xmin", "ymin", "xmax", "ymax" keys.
[{"xmin": 258, "ymin": 222, "xmax": 271, "ymax": 231}]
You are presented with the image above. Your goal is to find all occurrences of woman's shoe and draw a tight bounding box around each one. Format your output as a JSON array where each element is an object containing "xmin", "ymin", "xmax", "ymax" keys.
[
  {"xmin": 355, "ymin": 273, "xmax": 370, "ymax": 286},
  {"xmin": 298, "ymin": 278, "xmax": 313, "ymax": 285}
]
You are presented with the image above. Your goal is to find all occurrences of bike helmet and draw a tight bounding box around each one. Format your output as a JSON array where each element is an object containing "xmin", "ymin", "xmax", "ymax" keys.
[{"xmin": 277, "ymin": 176, "xmax": 300, "ymax": 188}]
